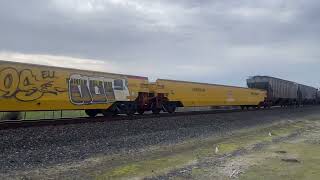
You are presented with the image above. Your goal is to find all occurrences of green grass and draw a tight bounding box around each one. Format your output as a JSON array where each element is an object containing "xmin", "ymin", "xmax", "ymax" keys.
[
  {"xmin": 97, "ymin": 153, "xmax": 195, "ymax": 180},
  {"xmin": 239, "ymin": 143, "xmax": 320, "ymax": 180},
  {"xmin": 95, "ymin": 121, "xmax": 307, "ymax": 180}
]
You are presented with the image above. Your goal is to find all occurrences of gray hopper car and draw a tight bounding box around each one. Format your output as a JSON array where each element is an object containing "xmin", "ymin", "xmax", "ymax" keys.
[
  {"xmin": 298, "ymin": 84, "xmax": 317, "ymax": 104},
  {"xmin": 247, "ymin": 76, "xmax": 299, "ymax": 106}
]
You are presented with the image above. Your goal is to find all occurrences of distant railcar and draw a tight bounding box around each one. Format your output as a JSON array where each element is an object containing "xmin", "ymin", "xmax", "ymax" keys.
[
  {"xmin": 298, "ymin": 84, "xmax": 318, "ymax": 104},
  {"xmin": 315, "ymin": 89, "xmax": 320, "ymax": 104},
  {"xmin": 151, "ymin": 79, "xmax": 267, "ymax": 110},
  {"xmin": 247, "ymin": 76, "xmax": 299, "ymax": 106}
]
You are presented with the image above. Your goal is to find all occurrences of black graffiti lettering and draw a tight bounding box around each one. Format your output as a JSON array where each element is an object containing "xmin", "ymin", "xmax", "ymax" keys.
[
  {"xmin": 104, "ymin": 81, "xmax": 115, "ymax": 102},
  {"xmin": 4, "ymin": 74, "xmax": 13, "ymax": 88},
  {"xmin": 69, "ymin": 81, "xmax": 83, "ymax": 104},
  {"xmin": 23, "ymin": 77, "xmax": 31, "ymax": 86},
  {"xmin": 39, "ymin": 81, "xmax": 60, "ymax": 95},
  {"xmin": 0, "ymin": 67, "xmax": 67, "ymax": 102},
  {"xmin": 80, "ymin": 81, "xmax": 91, "ymax": 103},
  {"xmin": 69, "ymin": 75, "xmax": 118, "ymax": 105},
  {"xmin": 89, "ymin": 79, "xmax": 107, "ymax": 103},
  {"xmin": 0, "ymin": 68, "xmax": 19, "ymax": 97},
  {"xmin": 16, "ymin": 69, "xmax": 43, "ymax": 101},
  {"xmin": 69, "ymin": 76, "xmax": 92, "ymax": 104},
  {"xmin": 41, "ymin": 71, "xmax": 55, "ymax": 79}
]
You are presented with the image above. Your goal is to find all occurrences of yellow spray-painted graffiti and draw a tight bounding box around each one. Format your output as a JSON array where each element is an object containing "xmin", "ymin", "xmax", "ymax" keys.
[
  {"xmin": 0, "ymin": 67, "xmax": 67, "ymax": 102},
  {"xmin": 0, "ymin": 61, "xmax": 146, "ymax": 111}
]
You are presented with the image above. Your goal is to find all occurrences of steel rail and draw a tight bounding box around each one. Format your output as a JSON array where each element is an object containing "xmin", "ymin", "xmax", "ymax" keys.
[{"xmin": 0, "ymin": 106, "xmax": 307, "ymax": 130}]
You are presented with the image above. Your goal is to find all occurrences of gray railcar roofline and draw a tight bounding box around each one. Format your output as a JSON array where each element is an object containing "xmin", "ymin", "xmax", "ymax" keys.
[
  {"xmin": 298, "ymin": 84, "xmax": 318, "ymax": 90},
  {"xmin": 248, "ymin": 75, "xmax": 298, "ymax": 84},
  {"xmin": 249, "ymin": 75, "xmax": 317, "ymax": 89},
  {"xmin": 157, "ymin": 79, "xmax": 265, "ymax": 92},
  {"xmin": 0, "ymin": 59, "xmax": 148, "ymax": 80}
]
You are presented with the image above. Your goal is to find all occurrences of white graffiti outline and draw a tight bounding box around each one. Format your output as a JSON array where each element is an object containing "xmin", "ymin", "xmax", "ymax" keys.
[{"xmin": 68, "ymin": 74, "xmax": 128, "ymax": 105}]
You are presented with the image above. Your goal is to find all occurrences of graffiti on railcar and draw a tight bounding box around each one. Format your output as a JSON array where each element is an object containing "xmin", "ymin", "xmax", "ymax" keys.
[
  {"xmin": 69, "ymin": 74, "xmax": 122, "ymax": 105},
  {"xmin": 0, "ymin": 67, "xmax": 67, "ymax": 102}
]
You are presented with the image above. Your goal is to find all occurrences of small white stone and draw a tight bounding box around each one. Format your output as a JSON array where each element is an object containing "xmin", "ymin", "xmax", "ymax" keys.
[
  {"xmin": 180, "ymin": 169, "xmax": 187, "ymax": 173},
  {"xmin": 215, "ymin": 146, "xmax": 219, "ymax": 153}
]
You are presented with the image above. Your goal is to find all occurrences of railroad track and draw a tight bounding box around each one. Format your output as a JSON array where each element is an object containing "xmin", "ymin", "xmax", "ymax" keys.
[{"xmin": 0, "ymin": 106, "xmax": 305, "ymax": 130}]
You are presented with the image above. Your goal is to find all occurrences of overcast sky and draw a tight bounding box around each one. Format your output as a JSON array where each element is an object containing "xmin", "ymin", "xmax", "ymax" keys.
[{"xmin": 0, "ymin": 0, "xmax": 319, "ymax": 87}]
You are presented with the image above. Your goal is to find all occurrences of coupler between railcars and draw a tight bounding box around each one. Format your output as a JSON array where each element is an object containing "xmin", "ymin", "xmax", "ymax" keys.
[
  {"xmin": 240, "ymin": 100, "xmax": 271, "ymax": 110},
  {"xmin": 136, "ymin": 92, "xmax": 178, "ymax": 115}
]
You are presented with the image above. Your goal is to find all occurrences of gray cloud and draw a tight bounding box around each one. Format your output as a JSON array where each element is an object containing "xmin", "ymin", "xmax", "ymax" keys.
[{"xmin": 0, "ymin": 0, "xmax": 319, "ymax": 87}]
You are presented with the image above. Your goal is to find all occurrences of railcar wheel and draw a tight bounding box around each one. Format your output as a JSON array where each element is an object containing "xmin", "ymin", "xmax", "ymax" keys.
[
  {"xmin": 125, "ymin": 103, "xmax": 137, "ymax": 116},
  {"xmin": 85, "ymin": 110, "xmax": 98, "ymax": 118},
  {"xmin": 152, "ymin": 108, "xmax": 161, "ymax": 114},
  {"xmin": 101, "ymin": 110, "xmax": 115, "ymax": 117},
  {"xmin": 164, "ymin": 103, "xmax": 176, "ymax": 113},
  {"xmin": 137, "ymin": 109, "xmax": 145, "ymax": 115},
  {"xmin": 169, "ymin": 106, "xmax": 176, "ymax": 113}
]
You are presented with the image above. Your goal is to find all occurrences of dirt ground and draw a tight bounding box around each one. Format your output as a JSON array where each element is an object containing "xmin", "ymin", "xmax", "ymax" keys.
[
  {"xmin": 187, "ymin": 119, "xmax": 320, "ymax": 180},
  {"xmin": 2, "ymin": 110, "xmax": 320, "ymax": 180}
]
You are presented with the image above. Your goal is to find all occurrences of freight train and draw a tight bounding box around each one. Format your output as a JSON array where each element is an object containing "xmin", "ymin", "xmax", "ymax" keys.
[{"xmin": 0, "ymin": 60, "xmax": 318, "ymax": 117}]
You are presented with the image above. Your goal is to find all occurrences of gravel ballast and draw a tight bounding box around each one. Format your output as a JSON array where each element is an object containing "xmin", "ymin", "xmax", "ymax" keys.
[{"xmin": 0, "ymin": 106, "xmax": 319, "ymax": 173}]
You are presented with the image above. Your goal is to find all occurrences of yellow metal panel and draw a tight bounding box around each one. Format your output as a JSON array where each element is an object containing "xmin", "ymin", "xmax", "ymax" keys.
[
  {"xmin": 156, "ymin": 79, "xmax": 266, "ymax": 107},
  {"xmin": 148, "ymin": 82, "xmax": 167, "ymax": 94},
  {"xmin": 0, "ymin": 60, "xmax": 147, "ymax": 111},
  {"xmin": 127, "ymin": 76, "xmax": 149, "ymax": 100}
]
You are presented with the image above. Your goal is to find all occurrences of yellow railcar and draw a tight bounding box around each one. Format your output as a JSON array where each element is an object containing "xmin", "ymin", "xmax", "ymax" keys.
[
  {"xmin": 154, "ymin": 79, "xmax": 267, "ymax": 108},
  {"xmin": 0, "ymin": 60, "xmax": 148, "ymax": 116},
  {"xmin": 0, "ymin": 60, "xmax": 268, "ymax": 116}
]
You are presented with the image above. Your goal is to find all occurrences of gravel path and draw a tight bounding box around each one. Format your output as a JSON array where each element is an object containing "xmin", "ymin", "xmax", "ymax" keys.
[{"xmin": 0, "ymin": 106, "xmax": 318, "ymax": 173}]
